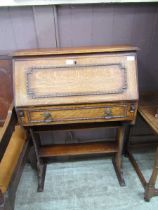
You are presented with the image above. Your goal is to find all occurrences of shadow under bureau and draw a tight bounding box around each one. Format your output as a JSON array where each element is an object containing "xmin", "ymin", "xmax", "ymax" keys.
[{"xmin": 12, "ymin": 46, "xmax": 139, "ymax": 191}]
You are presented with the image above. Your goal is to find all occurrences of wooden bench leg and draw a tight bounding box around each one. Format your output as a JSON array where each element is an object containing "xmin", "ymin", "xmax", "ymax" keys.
[
  {"xmin": 0, "ymin": 191, "xmax": 12, "ymax": 210},
  {"xmin": 112, "ymin": 126, "xmax": 126, "ymax": 186},
  {"xmin": 37, "ymin": 162, "xmax": 47, "ymax": 192},
  {"xmin": 0, "ymin": 190, "xmax": 4, "ymax": 207},
  {"xmin": 144, "ymin": 147, "xmax": 158, "ymax": 201},
  {"xmin": 29, "ymin": 129, "xmax": 46, "ymax": 192},
  {"xmin": 123, "ymin": 125, "xmax": 131, "ymax": 156},
  {"xmin": 128, "ymin": 147, "xmax": 158, "ymax": 201}
]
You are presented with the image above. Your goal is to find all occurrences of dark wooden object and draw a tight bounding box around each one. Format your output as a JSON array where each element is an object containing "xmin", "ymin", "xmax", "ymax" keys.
[
  {"xmin": 0, "ymin": 103, "xmax": 30, "ymax": 210},
  {"xmin": 0, "ymin": 103, "xmax": 17, "ymax": 161},
  {"xmin": 12, "ymin": 46, "xmax": 139, "ymax": 192},
  {"xmin": 0, "ymin": 57, "xmax": 13, "ymax": 126},
  {"xmin": 127, "ymin": 92, "xmax": 158, "ymax": 201}
]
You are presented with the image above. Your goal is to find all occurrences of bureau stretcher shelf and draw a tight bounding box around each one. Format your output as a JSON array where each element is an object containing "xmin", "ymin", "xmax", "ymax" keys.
[
  {"xmin": 39, "ymin": 142, "xmax": 117, "ymax": 158},
  {"xmin": 13, "ymin": 45, "xmax": 139, "ymax": 192}
]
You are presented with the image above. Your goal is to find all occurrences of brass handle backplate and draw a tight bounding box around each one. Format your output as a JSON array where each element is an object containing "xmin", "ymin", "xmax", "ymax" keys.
[
  {"xmin": 104, "ymin": 108, "xmax": 112, "ymax": 119},
  {"xmin": 130, "ymin": 104, "xmax": 135, "ymax": 113},
  {"xmin": 43, "ymin": 112, "xmax": 53, "ymax": 122},
  {"xmin": 19, "ymin": 111, "xmax": 24, "ymax": 118}
]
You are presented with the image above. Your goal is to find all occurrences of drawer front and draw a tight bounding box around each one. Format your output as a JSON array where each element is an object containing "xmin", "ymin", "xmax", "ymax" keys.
[
  {"xmin": 14, "ymin": 53, "xmax": 138, "ymax": 107},
  {"xmin": 17, "ymin": 103, "xmax": 136, "ymax": 126}
]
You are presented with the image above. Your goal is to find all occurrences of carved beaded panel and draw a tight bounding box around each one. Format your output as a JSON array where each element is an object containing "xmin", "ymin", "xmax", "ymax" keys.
[{"xmin": 13, "ymin": 52, "xmax": 138, "ymax": 107}]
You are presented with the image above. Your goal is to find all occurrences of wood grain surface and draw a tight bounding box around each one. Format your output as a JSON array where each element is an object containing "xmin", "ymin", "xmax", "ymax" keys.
[
  {"xmin": 14, "ymin": 49, "xmax": 138, "ymax": 107},
  {"xmin": 17, "ymin": 102, "xmax": 136, "ymax": 126},
  {"xmin": 39, "ymin": 142, "xmax": 117, "ymax": 158},
  {"xmin": 138, "ymin": 93, "xmax": 158, "ymax": 133},
  {"xmin": 12, "ymin": 45, "xmax": 138, "ymax": 57}
]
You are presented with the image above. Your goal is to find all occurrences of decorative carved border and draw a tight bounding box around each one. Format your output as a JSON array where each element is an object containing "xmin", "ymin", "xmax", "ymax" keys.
[{"xmin": 26, "ymin": 63, "xmax": 127, "ymax": 99}]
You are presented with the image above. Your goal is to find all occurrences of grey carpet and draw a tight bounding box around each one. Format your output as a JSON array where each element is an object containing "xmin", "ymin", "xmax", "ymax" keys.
[{"xmin": 15, "ymin": 151, "xmax": 158, "ymax": 210}]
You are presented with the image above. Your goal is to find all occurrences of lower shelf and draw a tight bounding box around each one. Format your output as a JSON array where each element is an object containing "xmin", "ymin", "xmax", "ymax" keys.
[{"xmin": 39, "ymin": 142, "xmax": 117, "ymax": 158}]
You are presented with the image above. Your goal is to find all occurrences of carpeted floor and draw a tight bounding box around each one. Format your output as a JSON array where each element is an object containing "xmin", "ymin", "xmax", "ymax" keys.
[{"xmin": 15, "ymin": 151, "xmax": 158, "ymax": 210}]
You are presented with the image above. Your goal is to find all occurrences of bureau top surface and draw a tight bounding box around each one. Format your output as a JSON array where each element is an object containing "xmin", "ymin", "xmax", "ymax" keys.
[
  {"xmin": 12, "ymin": 45, "xmax": 138, "ymax": 57},
  {"xmin": 13, "ymin": 46, "xmax": 139, "ymax": 108}
]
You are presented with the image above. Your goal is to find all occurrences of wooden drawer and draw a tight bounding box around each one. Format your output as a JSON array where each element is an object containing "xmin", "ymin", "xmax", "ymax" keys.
[{"xmin": 17, "ymin": 103, "xmax": 136, "ymax": 126}]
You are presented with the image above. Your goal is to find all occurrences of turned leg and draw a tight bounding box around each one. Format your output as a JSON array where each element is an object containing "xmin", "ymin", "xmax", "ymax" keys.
[
  {"xmin": 144, "ymin": 147, "xmax": 158, "ymax": 201},
  {"xmin": 29, "ymin": 129, "xmax": 46, "ymax": 192},
  {"xmin": 112, "ymin": 126, "xmax": 126, "ymax": 186}
]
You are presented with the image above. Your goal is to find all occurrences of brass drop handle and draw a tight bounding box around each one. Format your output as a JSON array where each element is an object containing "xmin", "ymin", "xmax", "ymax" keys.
[
  {"xmin": 19, "ymin": 111, "xmax": 24, "ymax": 118},
  {"xmin": 130, "ymin": 104, "xmax": 135, "ymax": 113},
  {"xmin": 104, "ymin": 108, "xmax": 112, "ymax": 119},
  {"xmin": 43, "ymin": 112, "xmax": 53, "ymax": 122}
]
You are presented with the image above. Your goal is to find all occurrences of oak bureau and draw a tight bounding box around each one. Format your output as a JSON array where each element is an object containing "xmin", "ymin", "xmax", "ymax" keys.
[{"xmin": 12, "ymin": 46, "xmax": 139, "ymax": 192}]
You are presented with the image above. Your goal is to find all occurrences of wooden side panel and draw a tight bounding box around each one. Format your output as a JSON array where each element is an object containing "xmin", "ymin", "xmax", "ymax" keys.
[
  {"xmin": 9, "ymin": 7, "xmax": 38, "ymax": 50},
  {"xmin": 0, "ymin": 58, "xmax": 12, "ymax": 125},
  {"xmin": 0, "ymin": 8, "xmax": 16, "ymax": 51},
  {"xmin": 0, "ymin": 6, "xmax": 58, "ymax": 51},
  {"xmin": 91, "ymin": 5, "xmax": 114, "ymax": 45},
  {"xmin": 112, "ymin": 5, "xmax": 135, "ymax": 44},
  {"xmin": 33, "ymin": 6, "xmax": 57, "ymax": 48},
  {"xmin": 58, "ymin": 5, "xmax": 93, "ymax": 47}
]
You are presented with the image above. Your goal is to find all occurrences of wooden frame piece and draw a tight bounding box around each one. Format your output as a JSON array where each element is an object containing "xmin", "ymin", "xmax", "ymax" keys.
[
  {"xmin": 0, "ymin": 103, "xmax": 29, "ymax": 209},
  {"xmin": 29, "ymin": 129, "xmax": 46, "ymax": 192},
  {"xmin": 112, "ymin": 126, "xmax": 126, "ymax": 186},
  {"xmin": 126, "ymin": 110, "xmax": 158, "ymax": 201},
  {"xmin": 29, "ymin": 123, "xmax": 127, "ymax": 192},
  {"xmin": 0, "ymin": 103, "xmax": 17, "ymax": 161},
  {"xmin": 0, "ymin": 140, "xmax": 29, "ymax": 210},
  {"xmin": 127, "ymin": 147, "xmax": 158, "ymax": 201}
]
